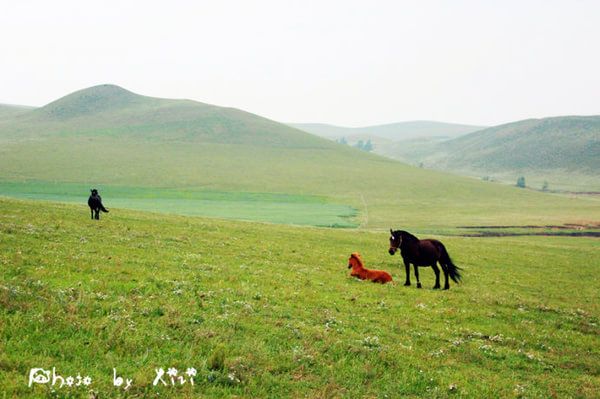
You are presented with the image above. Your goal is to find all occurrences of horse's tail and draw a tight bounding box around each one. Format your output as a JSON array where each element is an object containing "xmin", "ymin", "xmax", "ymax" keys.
[
  {"xmin": 439, "ymin": 243, "xmax": 461, "ymax": 283},
  {"xmin": 100, "ymin": 204, "xmax": 109, "ymax": 213}
]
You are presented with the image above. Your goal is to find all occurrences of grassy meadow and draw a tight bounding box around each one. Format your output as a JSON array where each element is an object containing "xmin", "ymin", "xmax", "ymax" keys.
[
  {"xmin": 1, "ymin": 85, "xmax": 599, "ymax": 398},
  {"xmin": 1, "ymin": 136, "xmax": 599, "ymax": 230},
  {"xmin": 0, "ymin": 181, "xmax": 357, "ymax": 228},
  {"xmin": 1, "ymin": 197, "xmax": 599, "ymax": 398}
]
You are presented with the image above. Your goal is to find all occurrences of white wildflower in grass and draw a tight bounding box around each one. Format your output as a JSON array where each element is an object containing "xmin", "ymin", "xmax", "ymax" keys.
[
  {"xmin": 292, "ymin": 346, "xmax": 315, "ymax": 364},
  {"xmin": 415, "ymin": 303, "xmax": 427, "ymax": 309},
  {"xmin": 467, "ymin": 331, "xmax": 484, "ymax": 340},
  {"xmin": 362, "ymin": 336, "xmax": 381, "ymax": 349},
  {"xmin": 324, "ymin": 317, "xmax": 340, "ymax": 330},
  {"xmin": 489, "ymin": 334, "xmax": 504, "ymax": 342},
  {"xmin": 172, "ymin": 288, "xmax": 183, "ymax": 295},
  {"xmin": 227, "ymin": 372, "xmax": 240, "ymax": 383},
  {"xmin": 452, "ymin": 338, "xmax": 464, "ymax": 346},
  {"xmin": 514, "ymin": 384, "xmax": 526, "ymax": 396},
  {"xmin": 429, "ymin": 348, "xmax": 444, "ymax": 357},
  {"xmin": 94, "ymin": 292, "xmax": 108, "ymax": 301},
  {"xmin": 32, "ymin": 280, "xmax": 45, "ymax": 288},
  {"xmin": 399, "ymin": 343, "xmax": 413, "ymax": 351},
  {"xmin": 127, "ymin": 319, "xmax": 136, "ymax": 331},
  {"xmin": 479, "ymin": 344, "xmax": 494, "ymax": 354}
]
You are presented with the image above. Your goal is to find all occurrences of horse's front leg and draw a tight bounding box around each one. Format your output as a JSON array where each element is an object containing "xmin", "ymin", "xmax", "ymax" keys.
[
  {"xmin": 95, "ymin": 209, "xmax": 100, "ymax": 220},
  {"xmin": 403, "ymin": 259, "xmax": 411, "ymax": 286},
  {"xmin": 413, "ymin": 265, "xmax": 421, "ymax": 288},
  {"xmin": 90, "ymin": 208, "xmax": 94, "ymax": 219}
]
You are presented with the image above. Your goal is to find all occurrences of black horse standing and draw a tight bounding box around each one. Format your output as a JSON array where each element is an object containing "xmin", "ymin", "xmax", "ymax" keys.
[
  {"xmin": 389, "ymin": 229, "xmax": 461, "ymax": 289},
  {"xmin": 88, "ymin": 189, "xmax": 109, "ymax": 220}
]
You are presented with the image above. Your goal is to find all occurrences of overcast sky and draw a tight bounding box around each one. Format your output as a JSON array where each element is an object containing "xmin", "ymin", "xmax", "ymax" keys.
[{"xmin": 1, "ymin": 0, "xmax": 599, "ymax": 126}]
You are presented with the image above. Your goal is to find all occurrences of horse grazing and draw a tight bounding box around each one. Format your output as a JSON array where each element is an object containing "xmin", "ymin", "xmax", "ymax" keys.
[
  {"xmin": 88, "ymin": 189, "xmax": 109, "ymax": 220},
  {"xmin": 389, "ymin": 229, "xmax": 461, "ymax": 289},
  {"xmin": 348, "ymin": 252, "xmax": 393, "ymax": 284}
]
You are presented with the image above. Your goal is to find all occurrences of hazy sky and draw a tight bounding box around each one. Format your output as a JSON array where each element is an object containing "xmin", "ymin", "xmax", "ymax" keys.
[{"xmin": 1, "ymin": 0, "xmax": 599, "ymax": 126}]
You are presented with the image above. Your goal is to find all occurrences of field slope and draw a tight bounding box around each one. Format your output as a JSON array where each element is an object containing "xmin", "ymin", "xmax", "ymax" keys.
[{"xmin": 1, "ymin": 197, "xmax": 598, "ymax": 398}]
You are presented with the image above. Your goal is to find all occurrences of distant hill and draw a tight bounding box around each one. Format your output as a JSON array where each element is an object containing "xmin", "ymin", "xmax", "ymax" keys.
[
  {"xmin": 291, "ymin": 121, "xmax": 485, "ymax": 141},
  {"xmin": 0, "ymin": 84, "xmax": 596, "ymax": 228},
  {"xmin": 422, "ymin": 116, "xmax": 600, "ymax": 189},
  {"xmin": 3, "ymin": 84, "xmax": 331, "ymax": 148},
  {"xmin": 293, "ymin": 116, "xmax": 600, "ymax": 191},
  {"xmin": 0, "ymin": 103, "xmax": 36, "ymax": 119}
]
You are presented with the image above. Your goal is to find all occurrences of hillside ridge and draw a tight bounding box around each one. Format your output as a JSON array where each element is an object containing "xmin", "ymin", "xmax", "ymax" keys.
[{"xmin": 0, "ymin": 84, "xmax": 337, "ymax": 148}]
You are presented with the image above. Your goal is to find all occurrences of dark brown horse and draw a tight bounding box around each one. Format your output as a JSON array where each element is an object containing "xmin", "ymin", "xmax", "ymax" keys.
[
  {"xmin": 388, "ymin": 229, "xmax": 461, "ymax": 289},
  {"xmin": 88, "ymin": 189, "xmax": 109, "ymax": 220}
]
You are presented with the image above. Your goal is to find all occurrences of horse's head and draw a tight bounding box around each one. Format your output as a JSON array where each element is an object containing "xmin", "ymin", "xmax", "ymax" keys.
[
  {"xmin": 91, "ymin": 188, "xmax": 98, "ymax": 196},
  {"xmin": 389, "ymin": 229, "xmax": 402, "ymax": 255},
  {"xmin": 348, "ymin": 252, "xmax": 363, "ymax": 269}
]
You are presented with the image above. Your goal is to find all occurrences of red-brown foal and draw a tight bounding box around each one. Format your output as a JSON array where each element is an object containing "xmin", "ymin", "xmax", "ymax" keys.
[{"xmin": 348, "ymin": 252, "xmax": 393, "ymax": 284}]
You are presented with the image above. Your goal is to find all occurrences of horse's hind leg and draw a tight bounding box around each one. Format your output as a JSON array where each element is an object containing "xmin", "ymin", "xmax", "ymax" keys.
[
  {"xmin": 431, "ymin": 263, "xmax": 441, "ymax": 289},
  {"xmin": 90, "ymin": 208, "xmax": 94, "ymax": 219},
  {"xmin": 413, "ymin": 265, "xmax": 422, "ymax": 288},
  {"xmin": 440, "ymin": 263, "xmax": 450, "ymax": 290},
  {"xmin": 95, "ymin": 209, "xmax": 100, "ymax": 220}
]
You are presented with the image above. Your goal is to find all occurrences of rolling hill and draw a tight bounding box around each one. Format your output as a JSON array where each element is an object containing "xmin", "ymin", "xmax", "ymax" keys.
[
  {"xmin": 422, "ymin": 116, "xmax": 600, "ymax": 191},
  {"xmin": 0, "ymin": 85, "xmax": 598, "ymax": 228},
  {"xmin": 2, "ymin": 84, "xmax": 329, "ymax": 147},
  {"xmin": 0, "ymin": 103, "xmax": 35, "ymax": 119},
  {"xmin": 294, "ymin": 116, "xmax": 600, "ymax": 192}
]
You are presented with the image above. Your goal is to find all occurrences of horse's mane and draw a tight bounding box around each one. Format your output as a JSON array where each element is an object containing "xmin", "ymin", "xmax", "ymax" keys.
[{"xmin": 394, "ymin": 230, "xmax": 419, "ymax": 242}]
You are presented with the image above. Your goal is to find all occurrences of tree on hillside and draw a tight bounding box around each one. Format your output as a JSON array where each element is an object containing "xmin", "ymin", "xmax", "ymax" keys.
[
  {"xmin": 336, "ymin": 137, "xmax": 348, "ymax": 145},
  {"xmin": 542, "ymin": 181, "xmax": 549, "ymax": 191},
  {"xmin": 516, "ymin": 176, "xmax": 526, "ymax": 188},
  {"xmin": 352, "ymin": 139, "xmax": 373, "ymax": 152}
]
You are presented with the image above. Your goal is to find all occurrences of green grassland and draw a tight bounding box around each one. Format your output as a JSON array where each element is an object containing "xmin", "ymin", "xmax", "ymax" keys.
[
  {"xmin": 1, "ymin": 197, "xmax": 599, "ymax": 398},
  {"xmin": 1, "ymin": 136, "xmax": 599, "ymax": 229},
  {"xmin": 0, "ymin": 181, "xmax": 357, "ymax": 227}
]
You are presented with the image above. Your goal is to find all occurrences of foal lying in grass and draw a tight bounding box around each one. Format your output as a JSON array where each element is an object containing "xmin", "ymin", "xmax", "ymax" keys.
[{"xmin": 348, "ymin": 252, "xmax": 393, "ymax": 284}]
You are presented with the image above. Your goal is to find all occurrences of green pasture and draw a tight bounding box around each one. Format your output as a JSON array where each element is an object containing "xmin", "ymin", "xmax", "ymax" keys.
[
  {"xmin": 0, "ymin": 181, "xmax": 357, "ymax": 228},
  {"xmin": 1, "ymin": 137, "xmax": 599, "ymax": 230},
  {"xmin": 1, "ymin": 197, "xmax": 599, "ymax": 398}
]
